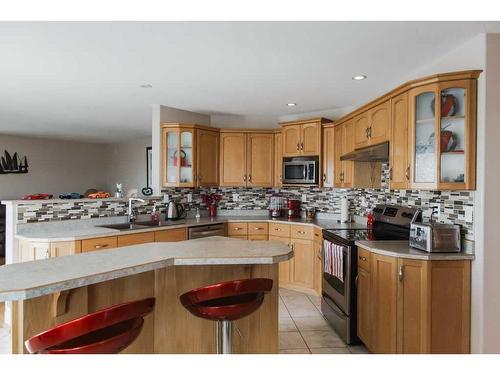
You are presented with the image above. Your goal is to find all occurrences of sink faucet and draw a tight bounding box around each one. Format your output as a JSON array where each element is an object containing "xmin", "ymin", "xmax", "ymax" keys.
[{"xmin": 128, "ymin": 197, "xmax": 146, "ymax": 224}]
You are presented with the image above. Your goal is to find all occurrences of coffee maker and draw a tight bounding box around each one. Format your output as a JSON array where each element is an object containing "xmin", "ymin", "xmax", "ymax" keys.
[{"xmin": 287, "ymin": 199, "xmax": 301, "ymax": 219}]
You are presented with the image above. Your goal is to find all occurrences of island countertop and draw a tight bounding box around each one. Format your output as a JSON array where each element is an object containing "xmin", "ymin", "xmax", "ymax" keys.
[{"xmin": 0, "ymin": 236, "xmax": 292, "ymax": 302}]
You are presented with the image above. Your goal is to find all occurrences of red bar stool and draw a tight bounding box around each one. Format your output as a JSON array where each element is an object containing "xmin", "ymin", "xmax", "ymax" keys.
[
  {"xmin": 180, "ymin": 278, "xmax": 273, "ymax": 354},
  {"xmin": 25, "ymin": 297, "xmax": 155, "ymax": 354}
]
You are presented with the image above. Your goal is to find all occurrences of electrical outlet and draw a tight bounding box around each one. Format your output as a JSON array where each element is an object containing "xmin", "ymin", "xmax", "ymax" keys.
[
  {"xmin": 465, "ymin": 206, "xmax": 473, "ymax": 222},
  {"xmin": 187, "ymin": 193, "xmax": 192, "ymax": 203},
  {"xmin": 232, "ymin": 193, "xmax": 239, "ymax": 202},
  {"xmin": 301, "ymin": 194, "xmax": 307, "ymax": 203},
  {"xmin": 431, "ymin": 203, "xmax": 441, "ymax": 221}
]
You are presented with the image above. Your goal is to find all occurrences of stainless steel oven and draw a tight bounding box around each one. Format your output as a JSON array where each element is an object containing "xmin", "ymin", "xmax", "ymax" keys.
[{"xmin": 282, "ymin": 157, "xmax": 318, "ymax": 184}]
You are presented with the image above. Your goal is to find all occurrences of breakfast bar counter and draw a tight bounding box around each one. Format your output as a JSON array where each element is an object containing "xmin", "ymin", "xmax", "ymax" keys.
[{"xmin": 0, "ymin": 237, "xmax": 292, "ymax": 354}]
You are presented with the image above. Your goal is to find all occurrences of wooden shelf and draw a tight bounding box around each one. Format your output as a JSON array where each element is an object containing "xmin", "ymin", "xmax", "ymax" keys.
[
  {"xmin": 416, "ymin": 118, "xmax": 435, "ymax": 124},
  {"xmin": 441, "ymin": 115, "xmax": 465, "ymax": 120},
  {"xmin": 441, "ymin": 150, "xmax": 464, "ymax": 154}
]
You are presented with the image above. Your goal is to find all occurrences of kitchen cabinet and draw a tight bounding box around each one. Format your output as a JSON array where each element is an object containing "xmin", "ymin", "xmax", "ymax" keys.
[
  {"xmin": 195, "ymin": 129, "xmax": 219, "ymax": 187},
  {"xmin": 274, "ymin": 132, "xmax": 283, "ymax": 187},
  {"xmin": 50, "ymin": 241, "xmax": 81, "ymax": 258},
  {"xmin": 389, "ymin": 92, "xmax": 410, "ymax": 189},
  {"xmin": 228, "ymin": 222, "xmax": 268, "ymax": 241},
  {"xmin": 322, "ymin": 125, "xmax": 335, "ymax": 187},
  {"xmin": 19, "ymin": 240, "xmax": 80, "ymax": 261},
  {"xmin": 313, "ymin": 227, "xmax": 322, "ymax": 295},
  {"xmin": 117, "ymin": 232, "xmax": 155, "ymax": 247},
  {"xmin": 81, "ymin": 236, "xmax": 118, "ymax": 253},
  {"xmin": 161, "ymin": 124, "xmax": 220, "ymax": 188},
  {"xmin": 220, "ymin": 131, "xmax": 274, "ymax": 187},
  {"xmin": 409, "ymin": 79, "xmax": 477, "ymax": 190},
  {"xmin": 357, "ymin": 247, "xmax": 471, "ymax": 354},
  {"xmin": 333, "ymin": 121, "xmax": 354, "ymax": 188},
  {"xmin": 280, "ymin": 118, "xmax": 331, "ymax": 157},
  {"xmin": 270, "ymin": 235, "xmax": 292, "ymax": 284},
  {"xmin": 354, "ymin": 101, "xmax": 390, "ymax": 149},
  {"xmin": 246, "ymin": 133, "xmax": 274, "ymax": 187},
  {"xmin": 154, "ymin": 228, "xmax": 187, "ymax": 242},
  {"xmin": 291, "ymin": 239, "xmax": 315, "ymax": 290}
]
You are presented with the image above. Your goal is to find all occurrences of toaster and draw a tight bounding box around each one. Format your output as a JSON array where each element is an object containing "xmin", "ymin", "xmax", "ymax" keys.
[{"xmin": 409, "ymin": 222, "xmax": 461, "ymax": 253}]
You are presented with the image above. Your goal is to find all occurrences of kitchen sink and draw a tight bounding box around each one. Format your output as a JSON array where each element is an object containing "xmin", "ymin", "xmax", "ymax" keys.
[
  {"xmin": 97, "ymin": 223, "xmax": 148, "ymax": 231},
  {"xmin": 135, "ymin": 220, "xmax": 187, "ymax": 227}
]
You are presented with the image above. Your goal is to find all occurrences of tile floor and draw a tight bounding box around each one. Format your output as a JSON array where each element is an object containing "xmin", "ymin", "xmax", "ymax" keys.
[{"xmin": 279, "ymin": 288, "xmax": 369, "ymax": 354}]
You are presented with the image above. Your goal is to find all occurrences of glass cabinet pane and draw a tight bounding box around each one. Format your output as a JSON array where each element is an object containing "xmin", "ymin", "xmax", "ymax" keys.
[
  {"xmin": 165, "ymin": 131, "xmax": 179, "ymax": 184},
  {"xmin": 440, "ymin": 87, "xmax": 466, "ymax": 183},
  {"xmin": 414, "ymin": 92, "xmax": 436, "ymax": 183},
  {"xmin": 179, "ymin": 130, "xmax": 193, "ymax": 184}
]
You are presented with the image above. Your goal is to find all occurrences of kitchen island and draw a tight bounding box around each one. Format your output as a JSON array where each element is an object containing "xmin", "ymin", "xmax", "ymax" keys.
[{"xmin": 0, "ymin": 236, "xmax": 292, "ymax": 354}]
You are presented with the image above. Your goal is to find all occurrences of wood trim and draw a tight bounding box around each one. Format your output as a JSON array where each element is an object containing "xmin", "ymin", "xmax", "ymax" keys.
[
  {"xmin": 160, "ymin": 123, "xmax": 219, "ymax": 132},
  {"xmin": 333, "ymin": 70, "xmax": 482, "ymax": 126},
  {"xmin": 279, "ymin": 117, "xmax": 332, "ymax": 127},
  {"xmin": 219, "ymin": 128, "xmax": 277, "ymax": 133}
]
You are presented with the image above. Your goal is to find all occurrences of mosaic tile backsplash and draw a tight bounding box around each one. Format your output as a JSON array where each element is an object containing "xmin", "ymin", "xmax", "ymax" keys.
[{"xmin": 15, "ymin": 164, "xmax": 475, "ymax": 240}]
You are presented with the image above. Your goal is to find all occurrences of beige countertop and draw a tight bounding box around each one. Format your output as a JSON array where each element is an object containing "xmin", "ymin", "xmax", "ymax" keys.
[
  {"xmin": 0, "ymin": 236, "xmax": 292, "ymax": 302},
  {"xmin": 16, "ymin": 216, "xmax": 366, "ymax": 242},
  {"xmin": 355, "ymin": 240, "xmax": 475, "ymax": 260}
]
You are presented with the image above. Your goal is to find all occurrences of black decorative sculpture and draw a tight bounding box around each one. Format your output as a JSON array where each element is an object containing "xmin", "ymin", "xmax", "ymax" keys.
[{"xmin": 0, "ymin": 150, "xmax": 28, "ymax": 174}]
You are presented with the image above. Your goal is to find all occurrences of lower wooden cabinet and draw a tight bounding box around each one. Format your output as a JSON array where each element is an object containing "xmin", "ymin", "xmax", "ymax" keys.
[
  {"xmin": 291, "ymin": 239, "xmax": 315, "ymax": 290},
  {"xmin": 81, "ymin": 236, "xmax": 118, "ymax": 253},
  {"xmin": 356, "ymin": 249, "xmax": 471, "ymax": 354},
  {"xmin": 154, "ymin": 228, "xmax": 187, "ymax": 242},
  {"xmin": 117, "ymin": 232, "xmax": 155, "ymax": 247}
]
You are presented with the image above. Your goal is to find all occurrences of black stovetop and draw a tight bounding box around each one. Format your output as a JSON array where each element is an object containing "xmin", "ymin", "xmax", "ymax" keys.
[{"xmin": 323, "ymin": 222, "xmax": 411, "ymax": 245}]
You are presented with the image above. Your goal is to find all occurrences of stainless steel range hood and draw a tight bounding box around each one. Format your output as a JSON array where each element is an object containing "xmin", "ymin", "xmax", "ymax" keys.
[{"xmin": 340, "ymin": 142, "xmax": 389, "ymax": 162}]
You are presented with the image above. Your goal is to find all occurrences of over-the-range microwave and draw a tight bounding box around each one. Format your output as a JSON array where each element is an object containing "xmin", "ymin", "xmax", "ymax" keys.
[{"xmin": 282, "ymin": 157, "xmax": 319, "ymax": 185}]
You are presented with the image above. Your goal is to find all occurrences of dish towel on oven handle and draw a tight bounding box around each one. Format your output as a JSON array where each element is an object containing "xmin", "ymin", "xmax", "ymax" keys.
[{"xmin": 323, "ymin": 240, "xmax": 344, "ymax": 282}]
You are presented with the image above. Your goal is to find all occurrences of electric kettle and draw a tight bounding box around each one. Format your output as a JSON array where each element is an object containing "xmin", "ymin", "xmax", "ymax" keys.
[{"xmin": 166, "ymin": 201, "xmax": 186, "ymax": 220}]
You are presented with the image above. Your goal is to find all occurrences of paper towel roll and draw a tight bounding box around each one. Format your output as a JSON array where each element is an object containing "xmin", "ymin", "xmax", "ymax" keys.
[{"xmin": 340, "ymin": 196, "xmax": 349, "ymax": 223}]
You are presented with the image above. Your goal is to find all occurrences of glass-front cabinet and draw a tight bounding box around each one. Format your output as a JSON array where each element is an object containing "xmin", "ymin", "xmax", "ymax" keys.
[
  {"xmin": 409, "ymin": 78, "xmax": 477, "ymax": 190},
  {"xmin": 162, "ymin": 125, "xmax": 195, "ymax": 187}
]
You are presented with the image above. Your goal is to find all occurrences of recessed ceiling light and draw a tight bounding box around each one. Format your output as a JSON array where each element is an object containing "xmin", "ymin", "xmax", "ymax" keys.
[
  {"xmin": 287, "ymin": 103, "xmax": 297, "ymax": 107},
  {"xmin": 139, "ymin": 84, "xmax": 153, "ymax": 88},
  {"xmin": 352, "ymin": 75, "xmax": 367, "ymax": 81}
]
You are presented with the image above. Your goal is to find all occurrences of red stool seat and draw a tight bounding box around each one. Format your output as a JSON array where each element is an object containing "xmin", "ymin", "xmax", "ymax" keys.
[
  {"xmin": 180, "ymin": 278, "xmax": 273, "ymax": 321},
  {"xmin": 25, "ymin": 297, "xmax": 155, "ymax": 354}
]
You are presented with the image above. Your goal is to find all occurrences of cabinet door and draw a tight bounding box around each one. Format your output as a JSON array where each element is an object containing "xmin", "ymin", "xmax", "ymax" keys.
[
  {"xmin": 409, "ymin": 84, "xmax": 439, "ymax": 189},
  {"xmin": 219, "ymin": 132, "xmax": 247, "ymax": 187},
  {"xmin": 342, "ymin": 121, "xmax": 355, "ymax": 187},
  {"xmin": 50, "ymin": 241, "xmax": 81, "ymax": 257},
  {"xmin": 291, "ymin": 239, "xmax": 315, "ymax": 290},
  {"xmin": 333, "ymin": 124, "xmax": 344, "ymax": 187},
  {"xmin": 270, "ymin": 235, "xmax": 292, "ymax": 285},
  {"xmin": 397, "ymin": 259, "xmax": 430, "ymax": 354},
  {"xmin": 154, "ymin": 228, "xmax": 187, "ymax": 242},
  {"xmin": 301, "ymin": 122, "xmax": 320, "ymax": 155},
  {"xmin": 357, "ymin": 266, "xmax": 372, "ymax": 349},
  {"xmin": 81, "ymin": 236, "xmax": 118, "ymax": 253},
  {"xmin": 369, "ymin": 100, "xmax": 390, "ymax": 145},
  {"xmin": 313, "ymin": 236, "xmax": 322, "ymax": 295},
  {"xmin": 282, "ymin": 125, "xmax": 301, "ymax": 156},
  {"xmin": 371, "ymin": 254, "xmax": 398, "ymax": 353},
  {"xmin": 247, "ymin": 133, "xmax": 274, "ymax": 187},
  {"xmin": 322, "ymin": 127, "xmax": 335, "ymax": 187},
  {"xmin": 390, "ymin": 93, "xmax": 410, "ymax": 189},
  {"xmin": 117, "ymin": 232, "xmax": 155, "ymax": 247},
  {"xmin": 354, "ymin": 113, "xmax": 370, "ymax": 149},
  {"xmin": 274, "ymin": 132, "xmax": 283, "ymax": 187},
  {"xmin": 162, "ymin": 128, "xmax": 180, "ymax": 187},
  {"xmin": 178, "ymin": 129, "xmax": 195, "ymax": 187},
  {"xmin": 196, "ymin": 129, "xmax": 219, "ymax": 187}
]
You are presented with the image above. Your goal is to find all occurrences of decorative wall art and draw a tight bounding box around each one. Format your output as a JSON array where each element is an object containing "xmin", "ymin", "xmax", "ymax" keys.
[{"xmin": 0, "ymin": 150, "xmax": 28, "ymax": 174}]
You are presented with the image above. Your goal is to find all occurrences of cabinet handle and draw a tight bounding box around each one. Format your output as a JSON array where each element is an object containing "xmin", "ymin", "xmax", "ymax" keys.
[
  {"xmin": 254, "ymin": 227, "xmax": 264, "ymax": 230},
  {"xmin": 297, "ymin": 230, "xmax": 306, "ymax": 234},
  {"xmin": 248, "ymin": 174, "xmax": 252, "ymax": 182},
  {"xmin": 323, "ymin": 173, "xmax": 326, "ymax": 182},
  {"xmin": 296, "ymin": 142, "xmax": 300, "ymax": 151},
  {"xmin": 243, "ymin": 175, "xmax": 247, "ymax": 182},
  {"xmin": 365, "ymin": 127, "xmax": 369, "ymax": 138},
  {"xmin": 368, "ymin": 126, "xmax": 372, "ymax": 138},
  {"xmin": 94, "ymin": 244, "xmax": 109, "ymax": 249},
  {"xmin": 358, "ymin": 256, "xmax": 367, "ymax": 262},
  {"xmin": 389, "ymin": 167, "xmax": 393, "ymax": 181},
  {"xmin": 274, "ymin": 228, "xmax": 281, "ymax": 231},
  {"xmin": 405, "ymin": 165, "xmax": 410, "ymax": 181},
  {"xmin": 399, "ymin": 265, "xmax": 404, "ymax": 282},
  {"xmin": 279, "ymin": 175, "xmax": 282, "ymax": 182},
  {"xmin": 300, "ymin": 142, "xmax": 304, "ymax": 151}
]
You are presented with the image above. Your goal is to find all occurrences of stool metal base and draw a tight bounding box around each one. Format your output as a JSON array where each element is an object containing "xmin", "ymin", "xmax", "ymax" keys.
[{"xmin": 216, "ymin": 320, "xmax": 232, "ymax": 354}]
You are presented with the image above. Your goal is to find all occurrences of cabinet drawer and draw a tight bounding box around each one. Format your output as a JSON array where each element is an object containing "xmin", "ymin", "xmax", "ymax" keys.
[
  {"xmin": 117, "ymin": 232, "xmax": 155, "ymax": 247},
  {"xmin": 154, "ymin": 228, "xmax": 186, "ymax": 242},
  {"xmin": 227, "ymin": 222, "xmax": 248, "ymax": 236},
  {"xmin": 81, "ymin": 236, "xmax": 118, "ymax": 253},
  {"xmin": 290, "ymin": 224, "xmax": 314, "ymax": 240},
  {"xmin": 269, "ymin": 222, "xmax": 291, "ymax": 238},
  {"xmin": 358, "ymin": 247, "xmax": 371, "ymax": 272},
  {"xmin": 247, "ymin": 222, "xmax": 269, "ymax": 235}
]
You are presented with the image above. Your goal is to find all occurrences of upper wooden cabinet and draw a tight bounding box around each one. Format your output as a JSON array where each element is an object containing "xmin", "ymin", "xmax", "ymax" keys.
[
  {"xmin": 161, "ymin": 123, "xmax": 219, "ymax": 188},
  {"xmin": 280, "ymin": 118, "xmax": 331, "ymax": 157},
  {"xmin": 274, "ymin": 132, "xmax": 283, "ymax": 187},
  {"xmin": 322, "ymin": 126, "xmax": 335, "ymax": 187},
  {"xmin": 409, "ymin": 79, "xmax": 477, "ymax": 190},
  {"xmin": 220, "ymin": 131, "xmax": 274, "ymax": 187},
  {"xmin": 354, "ymin": 101, "xmax": 390, "ymax": 149},
  {"xmin": 389, "ymin": 92, "xmax": 410, "ymax": 189}
]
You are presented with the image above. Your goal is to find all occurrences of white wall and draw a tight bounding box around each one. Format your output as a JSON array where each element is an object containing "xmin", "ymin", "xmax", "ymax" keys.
[
  {"xmin": 0, "ymin": 134, "xmax": 108, "ymax": 200},
  {"xmin": 104, "ymin": 137, "xmax": 151, "ymax": 195}
]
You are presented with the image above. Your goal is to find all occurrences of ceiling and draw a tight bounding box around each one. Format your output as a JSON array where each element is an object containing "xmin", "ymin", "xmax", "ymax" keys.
[{"xmin": 0, "ymin": 21, "xmax": 499, "ymax": 143}]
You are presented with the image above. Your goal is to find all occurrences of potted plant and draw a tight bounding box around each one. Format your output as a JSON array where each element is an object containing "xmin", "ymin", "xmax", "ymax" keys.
[{"xmin": 202, "ymin": 193, "xmax": 222, "ymax": 217}]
